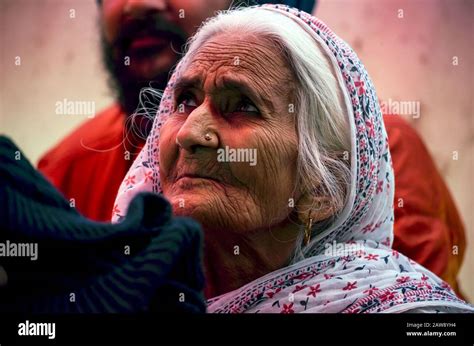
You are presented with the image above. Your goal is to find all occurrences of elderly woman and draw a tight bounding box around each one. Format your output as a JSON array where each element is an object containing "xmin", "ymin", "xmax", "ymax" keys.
[{"xmin": 113, "ymin": 5, "xmax": 473, "ymax": 313}]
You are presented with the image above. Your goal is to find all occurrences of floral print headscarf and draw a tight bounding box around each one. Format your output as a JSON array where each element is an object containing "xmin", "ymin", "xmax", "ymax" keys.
[{"xmin": 113, "ymin": 4, "xmax": 473, "ymax": 313}]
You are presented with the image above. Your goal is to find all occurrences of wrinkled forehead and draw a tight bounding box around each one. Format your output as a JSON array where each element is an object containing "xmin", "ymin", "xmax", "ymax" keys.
[{"xmin": 177, "ymin": 33, "xmax": 295, "ymax": 97}]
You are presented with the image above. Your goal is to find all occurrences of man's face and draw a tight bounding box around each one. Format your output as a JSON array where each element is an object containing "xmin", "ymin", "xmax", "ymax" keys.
[{"xmin": 100, "ymin": 0, "xmax": 232, "ymax": 115}]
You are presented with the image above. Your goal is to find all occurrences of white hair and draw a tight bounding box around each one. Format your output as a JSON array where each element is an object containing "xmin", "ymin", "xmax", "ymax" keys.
[{"xmin": 179, "ymin": 7, "xmax": 352, "ymax": 262}]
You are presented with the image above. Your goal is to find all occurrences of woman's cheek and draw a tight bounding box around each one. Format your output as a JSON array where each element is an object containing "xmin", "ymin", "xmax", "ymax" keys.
[
  {"xmin": 158, "ymin": 121, "xmax": 180, "ymax": 180},
  {"xmin": 249, "ymin": 127, "xmax": 298, "ymax": 219}
]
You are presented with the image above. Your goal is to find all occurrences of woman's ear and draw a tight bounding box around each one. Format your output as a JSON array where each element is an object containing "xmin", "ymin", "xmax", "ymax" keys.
[{"xmin": 295, "ymin": 192, "xmax": 335, "ymax": 225}]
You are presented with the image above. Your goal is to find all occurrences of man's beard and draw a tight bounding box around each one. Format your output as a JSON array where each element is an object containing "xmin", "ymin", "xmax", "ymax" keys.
[{"xmin": 100, "ymin": 14, "xmax": 187, "ymax": 138}]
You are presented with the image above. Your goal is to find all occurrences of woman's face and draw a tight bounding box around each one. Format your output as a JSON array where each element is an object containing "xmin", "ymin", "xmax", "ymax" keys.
[{"xmin": 159, "ymin": 33, "xmax": 299, "ymax": 233}]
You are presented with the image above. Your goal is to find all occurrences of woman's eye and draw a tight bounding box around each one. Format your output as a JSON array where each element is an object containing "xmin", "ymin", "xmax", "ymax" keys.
[
  {"xmin": 176, "ymin": 92, "xmax": 198, "ymax": 113},
  {"xmin": 235, "ymin": 98, "xmax": 259, "ymax": 114}
]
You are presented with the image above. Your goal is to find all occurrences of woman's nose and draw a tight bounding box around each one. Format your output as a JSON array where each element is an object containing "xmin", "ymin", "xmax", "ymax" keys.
[{"xmin": 175, "ymin": 104, "xmax": 219, "ymax": 152}]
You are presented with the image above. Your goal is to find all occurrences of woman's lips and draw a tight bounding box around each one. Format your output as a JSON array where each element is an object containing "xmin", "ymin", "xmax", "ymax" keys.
[
  {"xmin": 175, "ymin": 175, "xmax": 221, "ymax": 190},
  {"xmin": 177, "ymin": 174, "xmax": 220, "ymax": 183}
]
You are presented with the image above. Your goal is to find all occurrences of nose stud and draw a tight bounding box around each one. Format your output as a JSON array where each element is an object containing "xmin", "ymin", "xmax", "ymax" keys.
[{"xmin": 204, "ymin": 133, "xmax": 212, "ymax": 141}]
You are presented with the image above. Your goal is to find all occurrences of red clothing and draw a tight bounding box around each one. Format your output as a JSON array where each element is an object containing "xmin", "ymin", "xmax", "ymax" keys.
[
  {"xmin": 38, "ymin": 106, "xmax": 465, "ymax": 296},
  {"xmin": 38, "ymin": 104, "xmax": 144, "ymax": 222},
  {"xmin": 385, "ymin": 116, "xmax": 465, "ymax": 297}
]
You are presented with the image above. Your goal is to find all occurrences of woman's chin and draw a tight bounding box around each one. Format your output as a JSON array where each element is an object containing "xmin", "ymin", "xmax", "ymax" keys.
[
  {"xmin": 168, "ymin": 194, "xmax": 216, "ymax": 219},
  {"xmin": 167, "ymin": 195, "xmax": 251, "ymax": 233},
  {"xmin": 164, "ymin": 180, "xmax": 230, "ymax": 217}
]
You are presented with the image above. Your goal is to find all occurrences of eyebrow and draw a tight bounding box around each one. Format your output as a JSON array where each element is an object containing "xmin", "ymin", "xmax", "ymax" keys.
[
  {"xmin": 173, "ymin": 75, "xmax": 202, "ymax": 92},
  {"xmin": 173, "ymin": 74, "xmax": 275, "ymax": 113}
]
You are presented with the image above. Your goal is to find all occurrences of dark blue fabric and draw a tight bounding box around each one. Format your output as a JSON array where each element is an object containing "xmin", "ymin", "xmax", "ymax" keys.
[{"xmin": 0, "ymin": 136, "xmax": 206, "ymax": 313}]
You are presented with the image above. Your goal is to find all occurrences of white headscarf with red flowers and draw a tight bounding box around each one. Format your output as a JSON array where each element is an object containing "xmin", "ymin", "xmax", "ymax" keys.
[{"xmin": 113, "ymin": 4, "xmax": 473, "ymax": 313}]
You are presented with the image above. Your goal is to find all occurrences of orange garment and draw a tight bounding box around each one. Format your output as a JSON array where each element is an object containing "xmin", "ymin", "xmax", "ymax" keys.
[
  {"xmin": 38, "ymin": 104, "xmax": 144, "ymax": 222},
  {"xmin": 37, "ymin": 106, "xmax": 465, "ymax": 296},
  {"xmin": 385, "ymin": 115, "xmax": 466, "ymax": 298}
]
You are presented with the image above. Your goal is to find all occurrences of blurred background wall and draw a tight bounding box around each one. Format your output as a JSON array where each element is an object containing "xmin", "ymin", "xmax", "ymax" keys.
[{"xmin": 1, "ymin": 0, "xmax": 472, "ymax": 300}]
